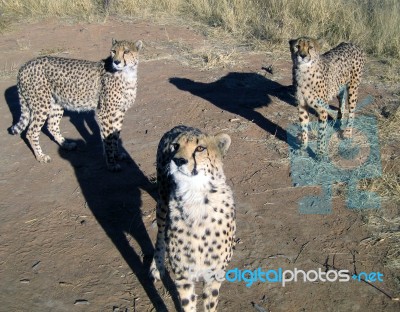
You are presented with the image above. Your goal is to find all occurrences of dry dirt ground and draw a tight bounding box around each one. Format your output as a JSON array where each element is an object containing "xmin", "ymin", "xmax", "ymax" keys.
[{"xmin": 0, "ymin": 18, "xmax": 399, "ymax": 312}]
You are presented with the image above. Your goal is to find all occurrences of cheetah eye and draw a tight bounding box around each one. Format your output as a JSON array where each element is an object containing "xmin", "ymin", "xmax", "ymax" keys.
[
  {"xmin": 171, "ymin": 143, "xmax": 179, "ymax": 151},
  {"xmin": 124, "ymin": 50, "xmax": 130, "ymax": 54},
  {"xmin": 195, "ymin": 146, "xmax": 206, "ymax": 153},
  {"xmin": 309, "ymin": 46, "xmax": 314, "ymax": 50},
  {"xmin": 111, "ymin": 50, "xmax": 116, "ymax": 55}
]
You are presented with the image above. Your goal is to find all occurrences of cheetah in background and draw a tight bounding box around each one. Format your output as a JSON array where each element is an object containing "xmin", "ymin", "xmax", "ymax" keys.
[
  {"xmin": 289, "ymin": 37, "xmax": 366, "ymax": 157},
  {"xmin": 150, "ymin": 125, "xmax": 236, "ymax": 312},
  {"xmin": 9, "ymin": 39, "xmax": 143, "ymax": 171}
]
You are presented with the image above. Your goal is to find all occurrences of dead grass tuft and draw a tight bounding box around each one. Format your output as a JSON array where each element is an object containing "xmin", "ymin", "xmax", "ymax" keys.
[
  {"xmin": 360, "ymin": 106, "xmax": 400, "ymax": 204},
  {"xmin": 1, "ymin": 0, "xmax": 399, "ymax": 59}
]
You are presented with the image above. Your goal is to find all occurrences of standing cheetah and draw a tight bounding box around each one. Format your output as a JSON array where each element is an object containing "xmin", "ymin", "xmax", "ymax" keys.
[
  {"xmin": 150, "ymin": 125, "xmax": 236, "ymax": 312},
  {"xmin": 289, "ymin": 37, "xmax": 365, "ymax": 157},
  {"xmin": 9, "ymin": 39, "xmax": 143, "ymax": 171}
]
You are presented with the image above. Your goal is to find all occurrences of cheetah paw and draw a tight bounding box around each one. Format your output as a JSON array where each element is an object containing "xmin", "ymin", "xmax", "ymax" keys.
[
  {"xmin": 341, "ymin": 129, "xmax": 353, "ymax": 139},
  {"xmin": 107, "ymin": 163, "xmax": 121, "ymax": 172},
  {"xmin": 36, "ymin": 154, "xmax": 51, "ymax": 163},
  {"xmin": 315, "ymin": 153, "xmax": 329, "ymax": 162},
  {"xmin": 62, "ymin": 141, "xmax": 77, "ymax": 151},
  {"xmin": 117, "ymin": 152, "xmax": 128, "ymax": 161},
  {"xmin": 149, "ymin": 261, "xmax": 165, "ymax": 281}
]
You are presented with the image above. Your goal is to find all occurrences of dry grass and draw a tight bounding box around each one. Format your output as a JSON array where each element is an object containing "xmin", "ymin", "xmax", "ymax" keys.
[
  {"xmin": 1, "ymin": 0, "xmax": 399, "ymax": 58},
  {"xmin": 186, "ymin": 47, "xmax": 239, "ymax": 70},
  {"xmin": 361, "ymin": 211, "xmax": 400, "ymax": 269},
  {"xmin": 359, "ymin": 106, "xmax": 400, "ymax": 269},
  {"xmin": 0, "ymin": 62, "xmax": 18, "ymax": 81},
  {"xmin": 0, "ymin": 0, "xmax": 102, "ymax": 23},
  {"xmin": 360, "ymin": 107, "xmax": 400, "ymax": 204}
]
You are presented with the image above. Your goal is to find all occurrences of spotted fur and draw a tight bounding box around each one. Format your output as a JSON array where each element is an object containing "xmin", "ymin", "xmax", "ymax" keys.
[
  {"xmin": 9, "ymin": 39, "xmax": 143, "ymax": 171},
  {"xmin": 150, "ymin": 125, "xmax": 236, "ymax": 312},
  {"xmin": 289, "ymin": 37, "xmax": 365, "ymax": 156}
]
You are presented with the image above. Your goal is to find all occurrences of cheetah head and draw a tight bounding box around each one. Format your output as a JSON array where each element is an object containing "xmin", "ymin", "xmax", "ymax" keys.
[
  {"xmin": 169, "ymin": 131, "xmax": 231, "ymax": 182},
  {"xmin": 110, "ymin": 39, "xmax": 143, "ymax": 71},
  {"xmin": 289, "ymin": 37, "xmax": 322, "ymax": 66}
]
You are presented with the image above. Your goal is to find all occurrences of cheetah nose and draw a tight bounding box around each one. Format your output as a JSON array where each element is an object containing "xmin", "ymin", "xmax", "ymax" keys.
[
  {"xmin": 299, "ymin": 52, "xmax": 307, "ymax": 59},
  {"xmin": 113, "ymin": 60, "xmax": 121, "ymax": 65},
  {"xmin": 172, "ymin": 157, "xmax": 188, "ymax": 167}
]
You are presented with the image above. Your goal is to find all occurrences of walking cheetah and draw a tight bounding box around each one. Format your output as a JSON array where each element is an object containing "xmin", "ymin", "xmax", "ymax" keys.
[
  {"xmin": 9, "ymin": 39, "xmax": 143, "ymax": 171},
  {"xmin": 150, "ymin": 125, "xmax": 236, "ymax": 312},
  {"xmin": 289, "ymin": 37, "xmax": 365, "ymax": 157}
]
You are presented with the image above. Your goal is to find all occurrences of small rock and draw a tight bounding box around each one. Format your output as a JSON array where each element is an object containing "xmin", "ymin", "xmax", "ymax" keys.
[
  {"xmin": 261, "ymin": 65, "xmax": 274, "ymax": 75},
  {"xmin": 74, "ymin": 299, "xmax": 89, "ymax": 305}
]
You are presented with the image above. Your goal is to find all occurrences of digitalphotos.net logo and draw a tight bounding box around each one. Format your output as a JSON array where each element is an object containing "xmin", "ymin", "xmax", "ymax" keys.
[
  {"xmin": 286, "ymin": 95, "xmax": 382, "ymax": 214},
  {"xmin": 189, "ymin": 267, "xmax": 384, "ymax": 288}
]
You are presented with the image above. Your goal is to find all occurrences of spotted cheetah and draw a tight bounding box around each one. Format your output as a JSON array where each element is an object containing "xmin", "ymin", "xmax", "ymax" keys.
[
  {"xmin": 9, "ymin": 39, "xmax": 143, "ymax": 171},
  {"xmin": 289, "ymin": 37, "xmax": 365, "ymax": 157},
  {"xmin": 150, "ymin": 125, "xmax": 236, "ymax": 311}
]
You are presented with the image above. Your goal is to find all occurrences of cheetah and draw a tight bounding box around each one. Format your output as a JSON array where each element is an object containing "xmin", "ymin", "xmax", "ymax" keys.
[
  {"xmin": 289, "ymin": 37, "xmax": 365, "ymax": 157},
  {"xmin": 9, "ymin": 39, "xmax": 143, "ymax": 171},
  {"xmin": 150, "ymin": 125, "xmax": 236, "ymax": 312}
]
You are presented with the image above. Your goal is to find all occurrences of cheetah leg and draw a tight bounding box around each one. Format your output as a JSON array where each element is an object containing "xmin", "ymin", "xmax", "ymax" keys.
[
  {"xmin": 176, "ymin": 279, "xmax": 196, "ymax": 311},
  {"xmin": 337, "ymin": 86, "xmax": 347, "ymax": 121},
  {"xmin": 203, "ymin": 279, "xmax": 222, "ymax": 312},
  {"xmin": 47, "ymin": 103, "xmax": 76, "ymax": 150},
  {"xmin": 297, "ymin": 93, "xmax": 309, "ymax": 150},
  {"xmin": 343, "ymin": 82, "xmax": 360, "ymax": 138},
  {"xmin": 97, "ymin": 110, "xmax": 120, "ymax": 171},
  {"xmin": 112, "ymin": 109, "xmax": 128, "ymax": 160},
  {"xmin": 26, "ymin": 106, "xmax": 51, "ymax": 163},
  {"xmin": 314, "ymin": 103, "xmax": 329, "ymax": 157},
  {"xmin": 150, "ymin": 201, "xmax": 168, "ymax": 281}
]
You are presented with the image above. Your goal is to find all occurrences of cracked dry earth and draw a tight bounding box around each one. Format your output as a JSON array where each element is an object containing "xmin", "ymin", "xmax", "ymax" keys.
[{"xmin": 0, "ymin": 18, "xmax": 399, "ymax": 312}]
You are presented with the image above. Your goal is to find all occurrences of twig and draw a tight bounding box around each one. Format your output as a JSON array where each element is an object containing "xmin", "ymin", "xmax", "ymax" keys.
[{"xmin": 293, "ymin": 241, "xmax": 309, "ymax": 263}]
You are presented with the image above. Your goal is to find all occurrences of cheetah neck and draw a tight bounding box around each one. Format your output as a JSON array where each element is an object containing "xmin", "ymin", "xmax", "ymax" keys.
[
  {"xmin": 295, "ymin": 59, "xmax": 322, "ymax": 85},
  {"xmin": 174, "ymin": 172, "xmax": 211, "ymax": 205},
  {"xmin": 172, "ymin": 171, "xmax": 227, "ymax": 222},
  {"xmin": 118, "ymin": 64, "xmax": 138, "ymax": 82}
]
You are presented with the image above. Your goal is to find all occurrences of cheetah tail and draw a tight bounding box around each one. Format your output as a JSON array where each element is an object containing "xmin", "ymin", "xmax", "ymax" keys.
[{"xmin": 9, "ymin": 94, "xmax": 30, "ymax": 135}]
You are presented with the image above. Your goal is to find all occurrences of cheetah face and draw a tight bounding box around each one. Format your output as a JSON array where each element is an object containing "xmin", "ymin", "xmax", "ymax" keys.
[
  {"xmin": 168, "ymin": 132, "xmax": 231, "ymax": 181},
  {"xmin": 110, "ymin": 39, "xmax": 143, "ymax": 71},
  {"xmin": 289, "ymin": 37, "xmax": 321, "ymax": 66}
]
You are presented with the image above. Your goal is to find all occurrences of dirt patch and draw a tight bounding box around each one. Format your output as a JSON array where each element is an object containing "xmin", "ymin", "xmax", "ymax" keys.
[{"xmin": 0, "ymin": 18, "xmax": 399, "ymax": 311}]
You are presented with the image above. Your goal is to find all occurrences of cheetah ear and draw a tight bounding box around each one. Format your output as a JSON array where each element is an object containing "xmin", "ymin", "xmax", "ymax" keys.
[
  {"xmin": 112, "ymin": 38, "xmax": 117, "ymax": 45},
  {"xmin": 214, "ymin": 133, "xmax": 231, "ymax": 157},
  {"xmin": 135, "ymin": 40, "xmax": 143, "ymax": 51}
]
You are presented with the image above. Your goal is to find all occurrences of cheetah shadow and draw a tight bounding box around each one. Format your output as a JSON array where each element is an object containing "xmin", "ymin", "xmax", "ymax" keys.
[
  {"xmin": 169, "ymin": 72, "xmax": 297, "ymax": 142},
  {"xmin": 5, "ymin": 86, "xmax": 20, "ymax": 125},
  {"xmin": 4, "ymin": 85, "xmax": 180, "ymax": 311},
  {"xmin": 58, "ymin": 111, "xmax": 182, "ymax": 311}
]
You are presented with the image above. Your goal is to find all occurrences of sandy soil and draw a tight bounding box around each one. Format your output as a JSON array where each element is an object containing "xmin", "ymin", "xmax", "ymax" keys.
[{"xmin": 0, "ymin": 18, "xmax": 399, "ymax": 312}]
